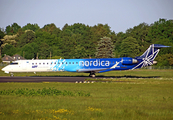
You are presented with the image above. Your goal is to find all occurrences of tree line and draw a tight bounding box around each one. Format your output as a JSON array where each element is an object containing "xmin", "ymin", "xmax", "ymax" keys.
[{"xmin": 0, "ymin": 18, "xmax": 173, "ymax": 66}]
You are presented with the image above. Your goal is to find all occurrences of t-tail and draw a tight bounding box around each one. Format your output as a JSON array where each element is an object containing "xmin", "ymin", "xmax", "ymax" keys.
[{"xmin": 132, "ymin": 44, "xmax": 171, "ymax": 70}]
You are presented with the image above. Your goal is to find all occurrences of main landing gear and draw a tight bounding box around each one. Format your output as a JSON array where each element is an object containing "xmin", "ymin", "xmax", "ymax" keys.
[{"xmin": 89, "ymin": 72, "xmax": 96, "ymax": 78}]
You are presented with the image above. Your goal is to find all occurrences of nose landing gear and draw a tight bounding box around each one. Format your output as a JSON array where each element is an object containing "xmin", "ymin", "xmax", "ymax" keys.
[{"xmin": 10, "ymin": 73, "xmax": 14, "ymax": 77}]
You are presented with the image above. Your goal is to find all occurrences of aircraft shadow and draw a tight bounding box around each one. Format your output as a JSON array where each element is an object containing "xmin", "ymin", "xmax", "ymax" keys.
[
  {"xmin": 30, "ymin": 75, "xmax": 160, "ymax": 79},
  {"xmin": 96, "ymin": 75, "xmax": 160, "ymax": 79}
]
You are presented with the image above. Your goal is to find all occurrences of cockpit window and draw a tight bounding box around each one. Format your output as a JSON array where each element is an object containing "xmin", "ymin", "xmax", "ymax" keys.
[{"xmin": 10, "ymin": 62, "xmax": 18, "ymax": 65}]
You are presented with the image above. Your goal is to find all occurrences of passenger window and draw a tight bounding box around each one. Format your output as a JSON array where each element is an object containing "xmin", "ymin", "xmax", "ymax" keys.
[
  {"xmin": 69, "ymin": 62, "xmax": 71, "ymax": 64},
  {"xmin": 76, "ymin": 62, "xmax": 78, "ymax": 64}
]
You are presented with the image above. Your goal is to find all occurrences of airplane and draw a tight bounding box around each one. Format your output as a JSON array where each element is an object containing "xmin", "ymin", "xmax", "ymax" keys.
[{"xmin": 1, "ymin": 44, "xmax": 170, "ymax": 77}]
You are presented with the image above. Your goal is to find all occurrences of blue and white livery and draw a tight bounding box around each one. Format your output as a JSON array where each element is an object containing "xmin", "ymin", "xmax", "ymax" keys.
[{"xmin": 2, "ymin": 44, "xmax": 170, "ymax": 77}]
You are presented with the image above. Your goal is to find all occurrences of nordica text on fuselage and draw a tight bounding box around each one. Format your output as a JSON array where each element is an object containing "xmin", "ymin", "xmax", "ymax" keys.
[{"xmin": 79, "ymin": 59, "xmax": 110, "ymax": 67}]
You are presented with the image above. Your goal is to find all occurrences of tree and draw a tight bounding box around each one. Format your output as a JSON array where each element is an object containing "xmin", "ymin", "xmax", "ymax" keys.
[
  {"xmin": 156, "ymin": 54, "xmax": 173, "ymax": 66},
  {"xmin": 0, "ymin": 29, "xmax": 5, "ymax": 57},
  {"xmin": 0, "ymin": 29, "xmax": 5, "ymax": 39},
  {"xmin": 146, "ymin": 18, "xmax": 173, "ymax": 44},
  {"xmin": 22, "ymin": 23, "xmax": 40, "ymax": 32},
  {"xmin": 42, "ymin": 23, "xmax": 61, "ymax": 35},
  {"xmin": 38, "ymin": 43, "xmax": 51, "ymax": 59},
  {"xmin": 5, "ymin": 23, "xmax": 21, "ymax": 35},
  {"xmin": 2, "ymin": 44, "xmax": 16, "ymax": 57},
  {"xmin": 1, "ymin": 34, "xmax": 17, "ymax": 47},
  {"xmin": 115, "ymin": 32, "xmax": 127, "ymax": 54},
  {"xmin": 154, "ymin": 38, "xmax": 173, "ymax": 55},
  {"xmin": 51, "ymin": 46, "xmax": 62, "ymax": 57},
  {"xmin": 0, "ymin": 33, "xmax": 17, "ymax": 58},
  {"xmin": 51, "ymin": 56, "xmax": 64, "ymax": 59},
  {"xmin": 145, "ymin": 18, "xmax": 173, "ymax": 56},
  {"xmin": 62, "ymin": 23, "xmax": 69, "ymax": 31},
  {"xmin": 20, "ymin": 42, "xmax": 39, "ymax": 59},
  {"xmin": 18, "ymin": 30, "xmax": 35, "ymax": 47},
  {"xmin": 21, "ymin": 44, "xmax": 35, "ymax": 59},
  {"xmin": 120, "ymin": 37, "xmax": 140, "ymax": 58},
  {"xmin": 95, "ymin": 37, "xmax": 115, "ymax": 58},
  {"xmin": 12, "ymin": 23, "xmax": 21, "ymax": 34},
  {"xmin": 74, "ymin": 45, "xmax": 86, "ymax": 58},
  {"xmin": 126, "ymin": 23, "xmax": 150, "ymax": 54}
]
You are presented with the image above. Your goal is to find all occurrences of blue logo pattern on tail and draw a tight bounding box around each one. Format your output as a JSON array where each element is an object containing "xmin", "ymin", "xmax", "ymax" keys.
[{"xmin": 132, "ymin": 44, "xmax": 160, "ymax": 69}]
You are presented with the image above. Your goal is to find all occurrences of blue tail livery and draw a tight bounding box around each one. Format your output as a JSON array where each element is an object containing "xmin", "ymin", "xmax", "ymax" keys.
[{"xmin": 2, "ymin": 44, "xmax": 171, "ymax": 77}]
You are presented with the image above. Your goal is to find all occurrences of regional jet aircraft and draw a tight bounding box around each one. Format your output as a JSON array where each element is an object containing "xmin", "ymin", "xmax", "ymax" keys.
[{"xmin": 1, "ymin": 44, "xmax": 170, "ymax": 77}]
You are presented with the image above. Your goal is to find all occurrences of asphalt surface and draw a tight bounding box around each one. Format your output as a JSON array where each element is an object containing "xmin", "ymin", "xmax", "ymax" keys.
[{"xmin": 0, "ymin": 77, "xmax": 90, "ymax": 83}]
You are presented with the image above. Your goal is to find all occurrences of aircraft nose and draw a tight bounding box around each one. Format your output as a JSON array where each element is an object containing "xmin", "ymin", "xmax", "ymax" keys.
[
  {"xmin": 1, "ymin": 66, "xmax": 9, "ymax": 73},
  {"xmin": 2, "ymin": 67, "xmax": 6, "ymax": 71}
]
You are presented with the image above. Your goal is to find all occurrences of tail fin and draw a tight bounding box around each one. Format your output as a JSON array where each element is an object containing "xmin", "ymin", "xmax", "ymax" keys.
[{"xmin": 133, "ymin": 44, "xmax": 170, "ymax": 69}]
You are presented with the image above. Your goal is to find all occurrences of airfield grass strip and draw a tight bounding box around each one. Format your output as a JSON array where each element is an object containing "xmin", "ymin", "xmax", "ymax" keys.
[
  {"xmin": 0, "ymin": 69, "xmax": 173, "ymax": 120},
  {"xmin": 0, "ymin": 81, "xmax": 173, "ymax": 120},
  {"xmin": 0, "ymin": 87, "xmax": 90, "ymax": 97}
]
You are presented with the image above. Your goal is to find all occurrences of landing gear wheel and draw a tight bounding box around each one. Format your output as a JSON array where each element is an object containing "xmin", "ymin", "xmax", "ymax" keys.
[
  {"xmin": 10, "ymin": 73, "xmax": 14, "ymax": 77},
  {"xmin": 89, "ymin": 72, "xmax": 96, "ymax": 78},
  {"xmin": 91, "ymin": 74, "xmax": 95, "ymax": 78}
]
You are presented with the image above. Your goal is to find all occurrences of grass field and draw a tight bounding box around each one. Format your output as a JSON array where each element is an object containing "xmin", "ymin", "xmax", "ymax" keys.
[{"xmin": 0, "ymin": 67, "xmax": 173, "ymax": 120}]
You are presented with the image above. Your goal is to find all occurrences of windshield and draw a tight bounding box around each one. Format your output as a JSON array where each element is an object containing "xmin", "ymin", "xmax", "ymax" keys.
[{"xmin": 10, "ymin": 62, "xmax": 18, "ymax": 65}]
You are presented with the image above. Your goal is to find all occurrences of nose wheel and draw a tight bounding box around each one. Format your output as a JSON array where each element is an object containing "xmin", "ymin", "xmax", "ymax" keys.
[{"xmin": 10, "ymin": 73, "xmax": 14, "ymax": 77}]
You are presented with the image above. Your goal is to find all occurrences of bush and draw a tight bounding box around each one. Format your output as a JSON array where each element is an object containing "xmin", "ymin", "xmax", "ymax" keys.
[{"xmin": 0, "ymin": 87, "xmax": 90, "ymax": 97}]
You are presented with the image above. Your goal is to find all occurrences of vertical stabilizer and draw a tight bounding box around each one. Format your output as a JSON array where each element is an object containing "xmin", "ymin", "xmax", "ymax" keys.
[{"xmin": 133, "ymin": 44, "xmax": 170, "ymax": 69}]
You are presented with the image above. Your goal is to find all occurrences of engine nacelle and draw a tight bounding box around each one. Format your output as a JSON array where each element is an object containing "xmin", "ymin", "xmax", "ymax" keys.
[
  {"xmin": 153, "ymin": 61, "xmax": 157, "ymax": 64},
  {"xmin": 122, "ymin": 57, "xmax": 138, "ymax": 65}
]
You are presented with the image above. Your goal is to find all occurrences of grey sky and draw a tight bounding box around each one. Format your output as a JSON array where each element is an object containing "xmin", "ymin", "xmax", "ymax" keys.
[{"xmin": 0, "ymin": 0, "xmax": 173, "ymax": 33}]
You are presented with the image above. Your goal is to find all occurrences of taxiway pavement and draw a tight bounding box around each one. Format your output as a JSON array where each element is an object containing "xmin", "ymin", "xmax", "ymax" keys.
[{"xmin": 0, "ymin": 77, "xmax": 88, "ymax": 83}]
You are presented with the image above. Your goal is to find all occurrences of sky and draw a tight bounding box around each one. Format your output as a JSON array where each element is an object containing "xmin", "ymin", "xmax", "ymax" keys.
[{"xmin": 0, "ymin": 0, "xmax": 173, "ymax": 33}]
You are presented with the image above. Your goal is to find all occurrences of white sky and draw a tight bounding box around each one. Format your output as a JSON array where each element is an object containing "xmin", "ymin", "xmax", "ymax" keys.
[{"xmin": 0, "ymin": 0, "xmax": 173, "ymax": 33}]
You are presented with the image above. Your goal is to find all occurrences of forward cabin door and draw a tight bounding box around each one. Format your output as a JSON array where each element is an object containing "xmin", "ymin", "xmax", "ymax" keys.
[
  {"xmin": 22, "ymin": 61, "xmax": 30, "ymax": 70},
  {"xmin": 22, "ymin": 61, "xmax": 26, "ymax": 70}
]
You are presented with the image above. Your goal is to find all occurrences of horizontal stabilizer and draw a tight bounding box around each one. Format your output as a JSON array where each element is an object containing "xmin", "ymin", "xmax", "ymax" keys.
[{"xmin": 153, "ymin": 44, "xmax": 171, "ymax": 48}]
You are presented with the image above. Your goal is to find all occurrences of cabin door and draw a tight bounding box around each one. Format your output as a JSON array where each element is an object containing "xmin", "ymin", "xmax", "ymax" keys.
[
  {"xmin": 23, "ymin": 61, "xmax": 30, "ymax": 70},
  {"xmin": 22, "ymin": 61, "xmax": 27, "ymax": 70}
]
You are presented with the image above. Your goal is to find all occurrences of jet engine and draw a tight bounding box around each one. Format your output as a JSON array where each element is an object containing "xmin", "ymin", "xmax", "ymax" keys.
[{"xmin": 122, "ymin": 57, "xmax": 138, "ymax": 65}]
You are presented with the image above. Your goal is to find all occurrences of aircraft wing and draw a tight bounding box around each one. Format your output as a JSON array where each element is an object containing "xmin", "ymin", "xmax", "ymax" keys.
[
  {"xmin": 76, "ymin": 63, "xmax": 119, "ymax": 73},
  {"xmin": 76, "ymin": 68, "xmax": 108, "ymax": 73}
]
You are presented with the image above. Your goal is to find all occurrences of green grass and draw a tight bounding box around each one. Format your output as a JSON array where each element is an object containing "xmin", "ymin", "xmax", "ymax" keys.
[
  {"xmin": 0, "ymin": 68, "xmax": 173, "ymax": 119},
  {"xmin": 0, "ymin": 80, "xmax": 173, "ymax": 120}
]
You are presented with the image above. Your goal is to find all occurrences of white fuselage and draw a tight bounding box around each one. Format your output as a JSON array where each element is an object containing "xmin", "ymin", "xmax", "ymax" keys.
[{"xmin": 2, "ymin": 60, "xmax": 62, "ymax": 73}]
